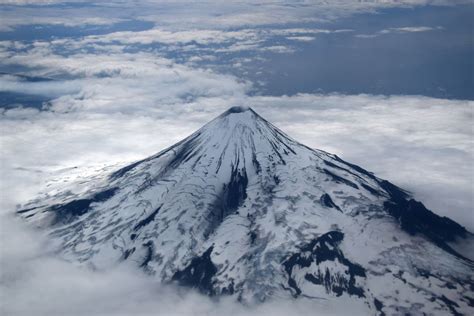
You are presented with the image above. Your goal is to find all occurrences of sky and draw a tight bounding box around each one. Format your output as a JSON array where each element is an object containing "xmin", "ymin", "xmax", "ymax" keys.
[{"xmin": 0, "ymin": 1, "xmax": 473, "ymax": 315}]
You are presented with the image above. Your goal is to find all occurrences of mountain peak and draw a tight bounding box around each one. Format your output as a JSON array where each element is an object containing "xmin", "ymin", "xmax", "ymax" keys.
[
  {"xmin": 216, "ymin": 105, "xmax": 259, "ymax": 123},
  {"xmin": 210, "ymin": 105, "xmax": 261, "ymax": 130},
  {"xmin": 224, "ymin": 105, "xmax": 252, "ymax": 114}
]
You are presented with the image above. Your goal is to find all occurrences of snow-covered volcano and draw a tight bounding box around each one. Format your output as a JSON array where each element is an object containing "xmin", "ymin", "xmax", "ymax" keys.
[{"xmin": 19, "ymin": 106, "xmax": 473, "ymax": 315}]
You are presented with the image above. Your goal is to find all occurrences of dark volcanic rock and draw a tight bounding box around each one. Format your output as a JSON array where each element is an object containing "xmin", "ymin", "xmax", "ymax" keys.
[
  {"xmin": 283, "ymin": 231, "xmax": 366, "ymax": 298},
  {"xmin": 172, "ymin": 246, "xmax": 218, "ymax": 295}
]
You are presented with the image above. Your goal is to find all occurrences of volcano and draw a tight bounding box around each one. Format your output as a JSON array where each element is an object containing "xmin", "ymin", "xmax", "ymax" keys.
[{"xmin": 19, "ymin": 106, "xmax": 474, "ymax": 315}]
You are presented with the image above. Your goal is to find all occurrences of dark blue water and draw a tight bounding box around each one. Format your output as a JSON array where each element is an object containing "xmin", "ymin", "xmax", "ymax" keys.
[{"xmin": 210, "ymin": 5, "xmax": 474, "ymax": 99}]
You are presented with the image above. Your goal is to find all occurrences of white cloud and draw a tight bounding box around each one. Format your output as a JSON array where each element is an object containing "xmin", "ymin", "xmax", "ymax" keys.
[
  {"xmin": 107, "ymin": 0, "xmax": 474, "ymax": 31},
  {"xmin": 0, "ymin": 0, "xmax": 65, "ymax": 4},
  {"xmin": 0, "ymin": 74, "xmax": 81, "ymax": 97},
  {"xmin": 0, "ymin": 48, "xmax": 250, "ymax": 113},
  {"xmin": 86, "ymin": 28, "xmax": 259, "ymax": 46},
  {"xmin": 354, "ymin": 34, "xmax": 378, "ymax": 38},
  {"xmin": 0, "ymin": 25, "xmax": 352, "ymax": 63},
  {"xmin": 381, "ymin": 26, "xmax": 442, "ymax": 33},
  {"xmin": 260, "ymin": 45, "xmax": 295, "ymax": 53},
  {"xmin": 0, "ymin": 0, "xmax": 464, "ymax": 33},
  {"xmin": 287, "ymin": 36, "xmax": 316, "ymax": 42},
  {"xmin": 76, "ymin": 27, "xmax": 351, "ymax": 54},
  {"xmin": 271, "ymin": 28, "xmax": 353, "ymax": 36},
  {"xmin": 0, "ymin": 12, "xmax": 122, "ymax": 32},
  {"xmin": 356, "ymin": 26, "xmax": 443, "ymax": 38}
]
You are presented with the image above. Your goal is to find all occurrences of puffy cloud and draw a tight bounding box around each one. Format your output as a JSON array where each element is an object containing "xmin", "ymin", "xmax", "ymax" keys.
[{"xmin": 0, "ymin": 48, "xmax": 250, "ymax": 113}]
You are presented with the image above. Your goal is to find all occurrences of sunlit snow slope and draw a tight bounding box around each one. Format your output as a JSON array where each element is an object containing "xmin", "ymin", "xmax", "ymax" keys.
[{"xmin": 19, "ymin": 106, "xmax": 474, "ymax": 315}]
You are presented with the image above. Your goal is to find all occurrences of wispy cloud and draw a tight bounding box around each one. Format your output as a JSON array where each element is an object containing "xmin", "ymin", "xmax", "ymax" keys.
[
  {"xmin": 356, "ymin": 26, "xmax": 443, "ymax": 38},
  {"xmin": 381, "ymin": 26, "xmax": 443, "ymax": 33},
  {"xmin": 86, "ymin": 28, "xmax": 259, "ymax": 46},
  {"xmin": 286, "ymin": 36, "xmax": 316, "ymax": 42},
  {"xmin": 0, "ymin": 8, "xmax": 123, "ymax": 32},
  {"xmin": 0, "ymin": 0, "xmax": 464, "ymax": 33},
  {"xmin": 78, "ymin": 27, "xmax": 351, "ymax": 54}
]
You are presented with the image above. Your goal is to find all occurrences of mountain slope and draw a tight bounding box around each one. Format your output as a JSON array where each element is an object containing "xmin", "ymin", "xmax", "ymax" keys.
[{"xmin": 19, "ymin": 106, "xmax": 474, "ymax": 315}]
